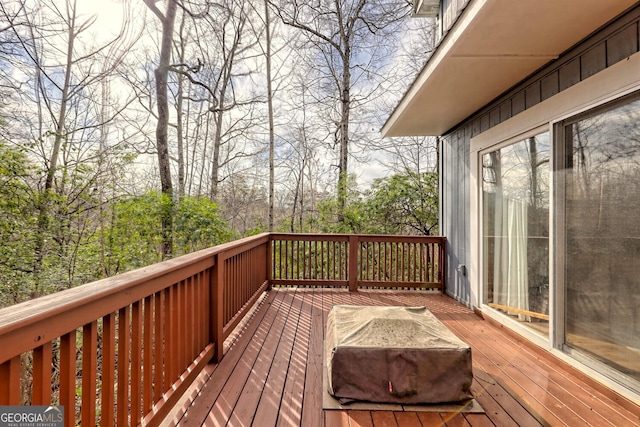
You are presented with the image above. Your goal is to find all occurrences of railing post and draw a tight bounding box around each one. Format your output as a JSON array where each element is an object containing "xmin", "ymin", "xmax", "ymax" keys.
[
  {"xmin": 0, "ymin": 356, "xmax": 20, "ymax": 405},
  {"xmin": 440, "ymin": 237, "xmax": 446, "ymax": 292},
  {"xmin": 348, "ymin": 235, "xmax": 358, "ymax": 292},
  {"xmin": 211, "ymin": 253, "xmax": 225, "ymax": 363},
  {"xmin": 266, "ymin": 234, "xmax": 273, "ymax": 290}
]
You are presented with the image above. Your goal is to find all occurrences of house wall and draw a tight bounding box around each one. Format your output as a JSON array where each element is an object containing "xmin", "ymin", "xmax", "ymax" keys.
[
  {"xmin": 440, "ymin": 0, "xmax": 469, "ymax": 38},
  {"xmin": 441, "ymin": 4, "xmax": 640, "ymax": 302}
]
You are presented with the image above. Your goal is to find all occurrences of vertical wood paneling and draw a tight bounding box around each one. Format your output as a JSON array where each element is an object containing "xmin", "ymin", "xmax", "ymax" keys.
[
  {"xmin": 511, "ymin": 91, "xmax": 525, "ymax": 115},
  {"xmin": 525, "ymin": 81, "xmax": 541, "ymax": 108},
  {"xmin": 489, "ymin": 107, "xmax": 500, "ymax": 127},
  {"xmin": 581, "ymin": 42, "xmax": 607, "ymax": 80},
  {"xmin": 541, "ymin": 71, "xmax": 559, "ymax": 100},
  {"xmin": 607, "ymin": 23, "xmax": 638, "ymax": 64},
  {"xmin": 500, "ymin": 100, "xmax": 512, "ymax": 122},
  {"xmin": 559, "ymin": 58, "xmax": 581, "ymax": 91}
]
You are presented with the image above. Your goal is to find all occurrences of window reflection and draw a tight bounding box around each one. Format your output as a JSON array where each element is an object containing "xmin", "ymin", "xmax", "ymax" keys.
[{"xmin": 564, "ymin": 98, "xmax": 640, "ymax": 384}]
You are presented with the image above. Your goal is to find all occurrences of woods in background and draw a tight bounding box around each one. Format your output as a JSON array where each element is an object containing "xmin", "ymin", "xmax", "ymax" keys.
[{"xmin": 0, "ymin": 0, "xmax": 438, "ymax": 307}]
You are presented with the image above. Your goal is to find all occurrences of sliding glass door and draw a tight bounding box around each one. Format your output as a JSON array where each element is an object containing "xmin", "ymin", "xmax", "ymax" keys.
[
  {"xmin": 559, "ymin": 96, "xmax": 640, "ymax": 387},
  {"xmin": 482, "ymin": 132, "xmax": 550, "ymax": 336}
]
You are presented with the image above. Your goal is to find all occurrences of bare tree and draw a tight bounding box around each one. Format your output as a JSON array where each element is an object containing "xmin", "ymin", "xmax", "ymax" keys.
[
  {"xmin": 374, "ymin": 16, "xmax": 439, "ymax": 179},
  {"xmin": 143, "ymin": 0, "xmax": 178, "ymax": 258},
  {"xmin": 0, "ymin": 0, "xmax": 138, "ymax": 293},
  {"xmin": 272, "ymin": 0, "xmax": 409, "ymax": 221},
  {"xmin": 264, "ymin": 0, "xmax": 275, "ymax": 231}
]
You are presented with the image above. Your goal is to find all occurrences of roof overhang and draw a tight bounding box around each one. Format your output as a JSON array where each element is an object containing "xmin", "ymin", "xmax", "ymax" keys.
[{"xmin": 382, "ymin": 0, "xmax": 639, "ymax": 137}]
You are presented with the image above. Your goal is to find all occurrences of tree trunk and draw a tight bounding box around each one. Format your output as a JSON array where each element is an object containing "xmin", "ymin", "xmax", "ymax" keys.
[
  {"xmin": 265, "ymin": 0, "xmax": 275, "ymax": 231},
  {"xmin": 148, "ymin": 0, "xmax": 178, "ymax": 259},
  {"xmin": 337, "ymin": 47, "xmax": 351, "ymax": 222},
  {"xmin": 33, "ymin": 2, "xmax": 78, "ymax": 294}
]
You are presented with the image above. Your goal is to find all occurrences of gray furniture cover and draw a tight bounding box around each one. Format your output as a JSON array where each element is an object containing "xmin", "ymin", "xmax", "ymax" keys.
[{"xmin": 325, "ymin": 305, "xmax": 473, "ymax": 404}]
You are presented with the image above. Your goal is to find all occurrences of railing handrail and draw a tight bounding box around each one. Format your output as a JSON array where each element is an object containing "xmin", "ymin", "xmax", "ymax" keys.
[{"xmin": 270, "ymin": 232, "xmax": 444, "ymax": 241}]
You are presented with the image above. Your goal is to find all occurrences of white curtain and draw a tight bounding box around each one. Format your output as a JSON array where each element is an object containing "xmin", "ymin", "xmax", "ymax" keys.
[{"xmin": 494, "ymin": 197, "xmax": 529, "ymax": 321}]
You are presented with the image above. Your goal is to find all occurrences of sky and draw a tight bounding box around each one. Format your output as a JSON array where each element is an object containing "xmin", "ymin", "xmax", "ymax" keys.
[{"xmin": 12, "ymin": 0, "xmax": 436, "ymax": 192}]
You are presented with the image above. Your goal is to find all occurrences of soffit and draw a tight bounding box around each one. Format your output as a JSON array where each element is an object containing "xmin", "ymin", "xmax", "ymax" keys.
[{"xmin": 382, "ymin": 0, "xmax": 639, "ymax": 137}]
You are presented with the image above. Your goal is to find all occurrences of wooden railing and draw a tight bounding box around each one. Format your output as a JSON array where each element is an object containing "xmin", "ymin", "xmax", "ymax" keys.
[
  {"xmin": 0, "ymin": 233, "xmax": 270, "ymax": 427},
  {"xmin": 271, "ymin": 234, "xmax": 445, "ymax": 291},
  {"xmin": 0, "ymin": 233, "xmax": 443, "ymax": 426}
]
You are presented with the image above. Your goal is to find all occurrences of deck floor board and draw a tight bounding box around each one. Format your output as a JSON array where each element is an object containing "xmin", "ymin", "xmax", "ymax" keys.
[{"xmin": 164, "ymin": 288, "xmax": 640, "ymax": 427}]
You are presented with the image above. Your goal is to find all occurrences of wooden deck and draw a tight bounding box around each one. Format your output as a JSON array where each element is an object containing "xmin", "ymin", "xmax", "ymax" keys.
[{"xmin": 162, "ymin": 288, "xmax": 640, "ymax": 427}]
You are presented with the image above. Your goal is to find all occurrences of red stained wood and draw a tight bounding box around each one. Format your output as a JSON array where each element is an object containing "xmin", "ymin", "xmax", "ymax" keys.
[
  {"xmin": 371, "ymin": 411, "xmax": 399, "ymax": 427},
  {"xmin": 275, "ymin": 290, "xmax": 314, "ymax": 425},
  {"xmin": 131, "ymin": 301, "xmax": 142, "ymax": 424},
  {"xmin": 0, "ymin": 234, "xmax": 274, "ymax": 427},
  {"xmin": 117, "ymin": 306, "xmax": 131, "ymax": 427},
  {"xmin": 171, "ymin": 292, "xmax": 277, "ymax": 426},
  {"xmin": 82, "ymin": 321, "xmax": 98, "ymax": 426},
  {"xmin": 348, "ymin": 410, "xmax": 374, "ymax": 427},
  {"xmin": 167, "ymin": 288, "xmax": 640, "ymax": 427},
  {"xmin": 0, "ymin": 356, "xmax": 20, "ymax": 405},
  {"xmin": 440, "ymin": 412, "xmax": 471, "ymax": 427},
  {"xmin": 143, "ymin": 295, "xmax": 154, "ymax": 415},
  {"xmin": 269, "ymin": 234, "xmax": 445, "ymax": 290},
  {"xmin": 101, "ymin": 313, "xmax": 116, "ymax": 427},
  {"xmin": 325, "ymin": 410, "xmax": 350, "ymax": 426},
  {"xmin": 463, "ymin": 413, "xmax": 496, "ymax": 427},
  {"xmin": 60, "ymin": 331, "xmax": 76, "ymax": 427},
  {"xmin": 154, "ymin": 291, "xmax": 164, "ymax": 403},
  {"xmin": 32, "ymin": 342, "xmax": 52, "ymax": 404},
  {"xmin": 417, "ymin": 412, "xmax": 446, "ymax": 426},
  {"xmin": 393, "ymin": 411, "xmax": 423, "ymax": 427},
  {"xmin": 227, "ymin": 290, "xmax": 303, "ymax": 426}
]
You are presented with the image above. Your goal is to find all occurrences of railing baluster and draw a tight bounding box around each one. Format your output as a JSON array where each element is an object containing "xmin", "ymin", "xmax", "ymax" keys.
[
  {"xmin": 117, "ymin": 305, "xmax": 130, "ymax": 427},
  {"xmin": 131, "ymin": 300, "xmax": 142, "ymax": 424},
  {"xmin": 82, "ymin": 321, "xmax": 98, "ymax": 426},
  {"xmin": 0, "ymin": 356, "xmax": 20, "ymax": 405},
  {"xmin": 60, "ymin": 331, "xmax": 76, "ymax": 427},
  {"xmin": 167, "ymin": 286, "xmax": 177, "ymax": 383},
  {"xmin": 32, "ymin": 342, "xmax": 52, "ymax": 405},
  {"xmin": 177, "ymin": 281, "xmax": 185, "ymax": 373},
  {"xmin": 102, "ymin": 313, "xmax": 115, "ymax": 427},
  {"xmin": 143, "ymin": 295, "xmax": 153, "ymax": 415},
  {"xmin": 189, "ymin": 275, "xmax": 196, "ymax": 359},
  {"xmin": 154, "ymin": 291, "xmax": 164, "ymax": 402}
]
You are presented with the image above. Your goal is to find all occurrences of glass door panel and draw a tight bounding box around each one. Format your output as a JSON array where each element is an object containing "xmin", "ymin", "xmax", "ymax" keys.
[
  {"xmin": 562, "ymin": 97, "xmax": 640, "ymax": 384},
  {"xmin": 482, "ymin": 132, "xmax": 550, "ymax": 337}
]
